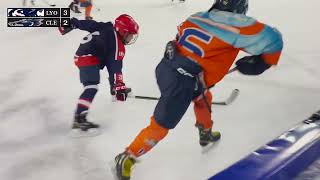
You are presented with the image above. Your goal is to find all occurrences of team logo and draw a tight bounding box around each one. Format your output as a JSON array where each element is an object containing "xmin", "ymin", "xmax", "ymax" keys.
[
  {"xmin": 177, "ymin": 67, "xmax": 194, "ymax": 78},
  {"xmin": 8, "ymin": 18, "xmax": 44, "ymax": 27},
  {"xmin": 118, "ymin": 51, "xmax": 125, "ymax": 58},
  {"xmin": 7, "ymin": 8, "xmax": 44, "ymax": 17}
]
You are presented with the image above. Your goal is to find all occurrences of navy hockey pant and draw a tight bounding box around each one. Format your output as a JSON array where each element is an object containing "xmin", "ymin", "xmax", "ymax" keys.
[
  {"xmin": 75, "ymin": 55, "xmax": 100, "ymax": 115},
  {"xmin": 153, "ymin": 55, "xmax": 203, "ymax": 129}
]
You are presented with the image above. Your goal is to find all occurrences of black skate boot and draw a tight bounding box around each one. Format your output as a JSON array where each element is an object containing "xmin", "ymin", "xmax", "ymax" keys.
[
  {"xmin": 69, "ymin": 2, "xmax": 75, "ymax": 10},
  {"xmin": 69, "ymin": 2, "xmax": 81, "ymax": 13},
  {"xmin": 114, "ymin": 152, "xmax": 136, "ymax": 180},
  {"xmin": 71, "ymin": 112, "xmax": 100, "ymax": 137},
  {"xmin": 85, "ymin": 16, "xmax": 93, "ymax": 20},
  {"xmin": 196, "ymin": 124, "xmax": 221, "ymax": 146},
  {"xmin": 74, "ymin": 5, "xmax": 81, "ymax": 13}
]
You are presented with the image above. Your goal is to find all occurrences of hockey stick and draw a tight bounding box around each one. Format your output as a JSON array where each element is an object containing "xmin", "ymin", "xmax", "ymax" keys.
[
  {"xmin": 132, "ymin": 67, "xmax": 239, "ymax": 105},
  {"xmin": 211, "ymin": 89, "xmax": 239, "ymax": 105},
  {"xmin": 133, "ymin": 88, "xmax": 239, "ymax": 105}
]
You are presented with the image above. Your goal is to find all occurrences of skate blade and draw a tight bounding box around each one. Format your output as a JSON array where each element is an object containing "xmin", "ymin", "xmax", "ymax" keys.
[
  {"xmin": 108, "ymin": 160, "xmax": 138, "ymax": 180},
  {"xmin": 108, "ymin": 160, "xmax": 120, "ymax": 180},
  {"xmin": 111, "ymin": 95, "xmax": 117, "ymax": 102},
  {"xmin": 201, "ymin": 141, "xmax": 220, "ymax": 154},
  {"xmin": 70, "ymin": 128, "xmax": 101, "ymax": 138}
]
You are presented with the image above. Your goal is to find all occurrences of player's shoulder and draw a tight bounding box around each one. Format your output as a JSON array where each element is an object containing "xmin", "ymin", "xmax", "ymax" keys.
[
  {"xmin": 103, "ymin": 21, "xmax": 114, "ymax": 28},
  {"xmin": 189, "ymin": 10, "xmax": 258, "ymax": 28}
]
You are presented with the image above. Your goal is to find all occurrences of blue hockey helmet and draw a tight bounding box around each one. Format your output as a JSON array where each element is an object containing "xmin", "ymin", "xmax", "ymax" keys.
[{"xmin": 209, "ymin": 0, "xmax": 248, "ymax": 14}]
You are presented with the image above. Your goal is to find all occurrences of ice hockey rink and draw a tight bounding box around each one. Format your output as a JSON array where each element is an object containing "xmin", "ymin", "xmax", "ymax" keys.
[{"xmin": 0, "ymin": 0, "xmax": 319, "ymax": 180}]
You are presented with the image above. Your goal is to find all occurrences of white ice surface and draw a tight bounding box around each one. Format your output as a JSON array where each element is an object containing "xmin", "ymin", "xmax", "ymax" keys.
[{"xmin": 0, "ymin": 0, "xmax": 319, "ymax": 180}]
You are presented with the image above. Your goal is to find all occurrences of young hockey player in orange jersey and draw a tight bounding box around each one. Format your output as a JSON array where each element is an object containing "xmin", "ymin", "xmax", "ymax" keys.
[
  {"xmin": 69, "ymin": 0, "xmax": 93, "ymax": 20},
  {"xmin": 113, "ymin": 0, "xmax": 283, "ymax": 179}
]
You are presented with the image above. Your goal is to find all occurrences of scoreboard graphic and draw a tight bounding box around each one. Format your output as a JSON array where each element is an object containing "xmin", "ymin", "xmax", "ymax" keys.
[{"xmin": 7, "ymin": 8, "xmax": 70, "ymax": 27}]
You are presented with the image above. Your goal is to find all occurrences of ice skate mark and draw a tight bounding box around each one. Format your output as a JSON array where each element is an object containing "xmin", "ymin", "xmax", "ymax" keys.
[
  {"xmin": 4, "ymin": 148, "xmax": 69, "ymax": 180},
  {"xmin": 70, "ymin": 138, "xmax": 110, "ymax": 180},
  {"xmin": 146, "ymin": 1, "xmax": 185, "ymax": 9},
  {"xmin": 282, "ymin": 53, "xmax": 320, "ymax": 78},
  {"xmin": 0, "ymin": 71, "xmax": 28, "ymax": 104},
  {"xmin": 0, "ymin": 97, "xmax": 53, "ymax": 120},
  {"xmin": 228, "ymin": 78, "xmax": 320, "ymax": 93},
  {"xmin": 201, "ymin": 141, "xmax": 221, "ymax": 154},
  {"xmin": 0, "ymin": 97, "xmax": 66, "ymax": 152}
]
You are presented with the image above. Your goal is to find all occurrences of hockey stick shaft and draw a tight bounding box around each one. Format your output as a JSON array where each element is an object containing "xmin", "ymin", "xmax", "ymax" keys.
[
  {"xmin": 197, "ymin": 76, "xmax": 212, "ymax": 112},
  {"xmin": 134, "ymin": 96, "xmax": 159, "ymax": 100},
  {"xmin": 202, "ymin": 67, "xmax": 237, "ymax": 107},
  {"xmin": 133, "ymin": 89, "xmax": 239, "ymax": 105},
  {"xmin": 132, "ymin": 67, "xmax": 239, "ymax": 105}
]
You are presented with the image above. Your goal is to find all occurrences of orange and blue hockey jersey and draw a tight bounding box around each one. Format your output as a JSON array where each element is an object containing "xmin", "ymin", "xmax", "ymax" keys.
[{"xmin": 176, "ymin": 10, "xmax": 283, "ymax": 87}]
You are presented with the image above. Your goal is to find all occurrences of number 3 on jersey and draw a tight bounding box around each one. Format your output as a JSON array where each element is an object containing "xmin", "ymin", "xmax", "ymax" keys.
[{"xmin": 178, "ymin": 28, "xmax": 213, "ymax": 58}]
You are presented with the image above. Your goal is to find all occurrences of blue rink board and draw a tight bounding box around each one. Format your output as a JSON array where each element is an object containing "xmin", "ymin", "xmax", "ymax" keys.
[{"xmin": 209, "ymin": 110, "xmax": 320, "ymax": 180}]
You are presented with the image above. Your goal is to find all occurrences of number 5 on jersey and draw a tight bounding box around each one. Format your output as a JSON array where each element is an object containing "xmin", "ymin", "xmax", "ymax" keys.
[{"xmin": 178, "ymin": 28, "xmax": 213, "ymax": 58}]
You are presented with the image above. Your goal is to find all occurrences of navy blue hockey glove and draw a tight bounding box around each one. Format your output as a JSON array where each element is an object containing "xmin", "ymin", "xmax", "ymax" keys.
[
  {"xmin": 58, "ymin": 26, "xmax": 73, "ymax": 35},
  {"xmin": 58, "ymin": 18, "xmax": 78, "ymax": 35},
  {"xmin": 235, "ymin": 55, "xmax": 271, "ymax": 75}
]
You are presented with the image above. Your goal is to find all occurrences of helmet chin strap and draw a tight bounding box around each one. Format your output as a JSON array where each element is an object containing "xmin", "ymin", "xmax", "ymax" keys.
[{"xmin": 116, "ymin": 30, "xmax": 127, "ymax": 44}]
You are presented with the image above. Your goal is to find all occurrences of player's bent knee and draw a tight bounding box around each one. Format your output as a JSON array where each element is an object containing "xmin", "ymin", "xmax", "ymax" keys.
[{"xmin": 194, "ymin": 90, "xmax": 212, "ymax": 107}]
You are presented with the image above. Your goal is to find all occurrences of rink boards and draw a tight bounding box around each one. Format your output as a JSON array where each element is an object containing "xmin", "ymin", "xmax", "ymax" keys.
[{"xmin": 209, "ymin": 111, "xmax": 320, "ymax": 180}]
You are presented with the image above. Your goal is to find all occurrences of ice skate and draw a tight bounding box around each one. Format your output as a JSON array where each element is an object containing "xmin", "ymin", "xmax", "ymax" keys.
[
  {"xmin": 71, "ymin": 112, "xmax": 100, "ymax": 137},
  {"xmin": 196, "ymin": 124, "xmax": 221, "ymax": 147},
  {"xmin": 85, "ymin": 16, "xmax": 93, "ymax": 20},
  {"xmin": 112, "ymin": 152, "xmax": 136, "ymax": 180},
  {"xmin": 69, "ymin": 2, "xmax": 81, "ymax": 13}
]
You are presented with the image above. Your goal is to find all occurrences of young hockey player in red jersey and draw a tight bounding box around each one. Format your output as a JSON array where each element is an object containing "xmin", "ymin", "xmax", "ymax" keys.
[
  {"xmin": 59, "ymin": 14, "xmax": 139, "ymax": 136},
  {"xmin": 113, "ymin": 0, "xmax": 283, "ymax": 179}
]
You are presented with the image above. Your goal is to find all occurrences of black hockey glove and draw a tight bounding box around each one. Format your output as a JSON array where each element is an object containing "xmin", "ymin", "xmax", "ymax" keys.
[
  {"xmin": 164, "ymin": 40, "xmax": 177, "ymax": 60},
  {"xmin": 235, "ymin": 55, "xmax": 271, "ymax": 75},
  {"xmin": 58, "ymin": 18, "xmax": 77, "ymax": 35}
]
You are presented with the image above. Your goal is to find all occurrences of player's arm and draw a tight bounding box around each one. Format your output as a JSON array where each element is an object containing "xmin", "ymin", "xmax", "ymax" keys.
[
  {"xmin": 235, "ymin": 23, "xmax": 283, "ymax": 75},
  {"xmin": 58, "ymin": 18, "xmax": 105, "ymax": 35},
  {"xmin": 70, "ymin": 18, "xmax": 105, "ymax": 33},
  {"xmin": 107, "ymin": 59, "xmax": 123, "ymax": 88},
  {"xmin": 106, "ymin": 59, "xmax": 130, "ymax": 101}
]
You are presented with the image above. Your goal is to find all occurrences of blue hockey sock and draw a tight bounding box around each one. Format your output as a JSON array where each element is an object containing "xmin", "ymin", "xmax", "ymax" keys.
[{"xmin": 75, "ymin": 85, "xmax": 98, "ymax": 115}]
